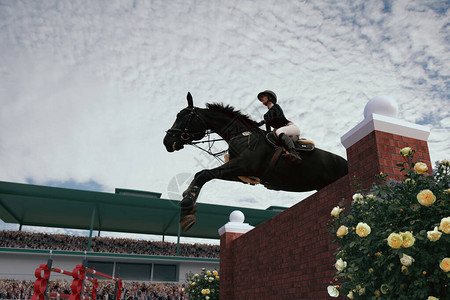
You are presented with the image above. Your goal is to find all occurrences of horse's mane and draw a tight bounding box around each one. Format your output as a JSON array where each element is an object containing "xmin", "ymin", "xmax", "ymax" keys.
[{"xmin": 206, "ymin": 103, "xmax": 260, "ymax": 128}]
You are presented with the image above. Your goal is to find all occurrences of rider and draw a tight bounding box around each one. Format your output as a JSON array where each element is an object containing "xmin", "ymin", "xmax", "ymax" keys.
[{"xmin": 257, "ymin": 90, "xmax": 302, "ymax": 162}]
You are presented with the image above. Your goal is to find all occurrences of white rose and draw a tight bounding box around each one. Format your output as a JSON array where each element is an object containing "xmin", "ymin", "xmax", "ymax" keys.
[
  {"xmin": 400, "ymin": 253, "xmax": 415, "ymax": 266},
  {"xmin": 352, "ymin": 193, "xmax": 364, "ymax": 203},
  {"xmin": 327, "ymin": 286, "xmax": 339, "ymax": 297},
  {"xmin": 427, "ymin": 227, "xmax": 442, "ymax": 242},
  {"xmin": 335, "ymin": 258, "xmax": 347, "ymax": 271},
  {"xmin": 331, "ymin": 206, "xmax": 343, "ymax": 217}
]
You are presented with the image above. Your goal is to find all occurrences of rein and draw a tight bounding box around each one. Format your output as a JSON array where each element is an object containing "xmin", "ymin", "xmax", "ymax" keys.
[{"xmin": 190, "ymin": 130, "xmax": 227, "ymax": 164}]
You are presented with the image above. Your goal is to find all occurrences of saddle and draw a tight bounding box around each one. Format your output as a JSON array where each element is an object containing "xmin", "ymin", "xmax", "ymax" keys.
[{"xmin": 265, "ymin": 132, "xmax": 315, "ymax": 152}]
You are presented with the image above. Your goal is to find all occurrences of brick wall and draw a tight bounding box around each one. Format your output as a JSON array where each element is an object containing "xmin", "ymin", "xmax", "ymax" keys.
[
  {"xmin": 219, "ymin": 123, "xmax": 431, "ymax": 299},
  {"xmin": 347, "ymin": 130, "xmax": 432, "ymax": 194}
]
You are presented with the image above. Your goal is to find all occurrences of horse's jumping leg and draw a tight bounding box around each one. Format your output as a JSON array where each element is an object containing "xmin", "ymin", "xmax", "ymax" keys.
[{"xmin": 179, "ymin": 163, "xmax": 248, "ymax": 233}]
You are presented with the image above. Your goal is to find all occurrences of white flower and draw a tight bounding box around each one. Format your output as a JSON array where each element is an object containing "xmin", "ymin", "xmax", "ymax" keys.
[
  {"xmin": 331, "ymin": 206, "xmax": 343, "ymax": 217},
  {"xmin": 327, "ymin": 286, "xmax": 339, "ymax": 297},
  {"xmin": 358, "ymin": 287, "xmax": 366, "ymax": 296},
  {"xmin": 400, "ymin": 147, "xmax": 412, "ymax": 156},
  {"xmin": 404, "ymin": 178, "xmax": 415, "ymax": 185},
  {"xmin": 427, "ymin": 227, "xmax": 442, "ymax": 242},
  {"xmin": 400, "ymin": 253, "xmax": 415, "ymax": 266},
  {"xmin": 352, "ymin": 193, "xmax": 364, "ymax": 203},
  {"xmin": 335, "ymin": 258, "xmax": 347, "ymax": 271},
  {"xmin": 347, "ymin": 291, "xmax": 354, "ymax": 299}
]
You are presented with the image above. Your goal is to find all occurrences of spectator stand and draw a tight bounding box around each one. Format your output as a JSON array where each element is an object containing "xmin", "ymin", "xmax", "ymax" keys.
[{"xmin": 0, "ymin": 183, "xmax": 283, "ymax": 252}]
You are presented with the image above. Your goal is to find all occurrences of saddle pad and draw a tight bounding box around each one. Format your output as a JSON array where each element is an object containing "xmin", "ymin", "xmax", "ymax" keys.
[{"xmin": 294, "ymin": 140, "xmax": 315, "ymax": 151}]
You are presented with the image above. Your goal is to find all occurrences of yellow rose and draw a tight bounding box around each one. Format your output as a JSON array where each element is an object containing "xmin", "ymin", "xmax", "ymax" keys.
[
  {"xmin": 414, "ymin": 162, "xmax": 428, "ymax": 174},
  {"xmin": 356, "ymin": 222, "xmax": 371, "ymax": 237},
  {"xmin": 201, "ymin": 289, "xmax": 207, "ymax": 295},
  {"xmin": 212, "ymin": 270, "xmax": 218, "ymax": 276},
  {"xmin": 206, "ymin": 270, "xmax": 211, "ymax": 275},
  {"xmin": 440, "ymin": 257, "xmax": 450, "ymax": 272},
  {"xmin": 417, "ymin": 189, "xmax": 436, "ymax": 206},
  {"xmin": 439, "ymin": 217, "xmax": 450, "ymax": 234},
  {"xmin": 331, "ymin": 206, "xmax": 343, "ymax": 217},
  {"xmin": 444, "ymin": 188, "xmax": 450, "ymax": 195},
  {"xmin": 336, "ymin": 225, "xmax": 349, "ymax": 237},
  {"xmin": 387, "ymin": 233, "xmax": 403, "ymax": 248},
  {"xmin": 400, "ymin": 231, "xmax": 415, "ymax": 248},
  {"xmin": 427, "ymin": 227, "xmax": 442, "ymax": 242},
  {"xmin": 399, "ymin": 147, "xmax": 412, "ymax": 156}
]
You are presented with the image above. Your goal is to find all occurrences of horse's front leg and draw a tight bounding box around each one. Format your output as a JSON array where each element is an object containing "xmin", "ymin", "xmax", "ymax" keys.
[{"xmin": 179, "ymin": 162, "xmax": 247, "ymax": 233}]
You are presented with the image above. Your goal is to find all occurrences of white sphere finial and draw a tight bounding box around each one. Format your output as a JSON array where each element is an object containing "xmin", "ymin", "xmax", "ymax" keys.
[
  {"xmin": 364, "ymin": 95, "xmax": 398, "ymax": 119},
  {"xmin": 229, "ymin": 210, "xmax": 245, "ymax": 223}
]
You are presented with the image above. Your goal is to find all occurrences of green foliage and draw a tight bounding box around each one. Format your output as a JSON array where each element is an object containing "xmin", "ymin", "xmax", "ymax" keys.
[
  {"xmin": 328, "ymin": 150, "xmax": 450, "ymax": 299},
  {"xmin": 185, "ymin": 268, "xmax": 220, "ymax": 299}
]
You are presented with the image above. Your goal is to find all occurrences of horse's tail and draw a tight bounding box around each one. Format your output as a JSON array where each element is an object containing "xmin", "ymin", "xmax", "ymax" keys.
[{"xmin": 337, "ymin": 156, "xmax": 349, "ymax": 179}]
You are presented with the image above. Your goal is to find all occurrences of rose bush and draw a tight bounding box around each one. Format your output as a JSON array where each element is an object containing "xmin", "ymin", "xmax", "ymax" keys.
[
  {"xmin": 328, "ymin": 149, "xmax": 449, "ymax": 299},
  {"xmin": 185, "ymin": 268, "xmax": 219, "ymax": 299}
]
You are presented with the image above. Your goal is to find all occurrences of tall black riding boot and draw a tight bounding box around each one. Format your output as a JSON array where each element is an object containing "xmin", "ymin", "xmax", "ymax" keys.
[{"xmin": 278, "ymin": 133, "xmax": 302, "ymax": 163}]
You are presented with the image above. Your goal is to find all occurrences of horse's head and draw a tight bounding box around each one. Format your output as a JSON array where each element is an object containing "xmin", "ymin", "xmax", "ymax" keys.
[{"xmin": 163, "ymin": 93, "xmax": 207, "ymax": 152}]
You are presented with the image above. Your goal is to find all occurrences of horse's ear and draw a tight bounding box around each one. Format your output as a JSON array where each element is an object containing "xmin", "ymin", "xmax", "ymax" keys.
[{"xmin": 187, "ymin": 92, "xmax": 194, "ymax": 108}]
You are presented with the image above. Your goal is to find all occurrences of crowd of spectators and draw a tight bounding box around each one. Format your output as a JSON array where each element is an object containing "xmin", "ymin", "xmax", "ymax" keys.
[
  {"xmin": 0, "ymin": 279, "xmax": 188, "ymax": 299},
  {"xmin": 0, "ymin": 230, "xmax": 219, "ymax": 259}
]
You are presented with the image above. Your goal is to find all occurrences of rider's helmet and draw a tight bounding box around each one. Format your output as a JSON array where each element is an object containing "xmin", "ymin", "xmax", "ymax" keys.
[{"xmin": 257, "ymin": 90, "xmax": 277, "ymax": 104}]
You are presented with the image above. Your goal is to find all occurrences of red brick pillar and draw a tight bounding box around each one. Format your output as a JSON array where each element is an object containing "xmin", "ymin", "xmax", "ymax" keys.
[
  {"xmin": 341, "ymin": 112, "xmax": 431, "ymax": 193},
  {"xmin": 219, "ymin": 211, "xmax": 254, "ymax": 300}
]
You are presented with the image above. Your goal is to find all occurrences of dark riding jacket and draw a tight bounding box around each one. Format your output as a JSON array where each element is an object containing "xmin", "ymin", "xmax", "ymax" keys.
[{"xmin": 261, "ymin": 104, "xmax": 290, "ymax": 132}]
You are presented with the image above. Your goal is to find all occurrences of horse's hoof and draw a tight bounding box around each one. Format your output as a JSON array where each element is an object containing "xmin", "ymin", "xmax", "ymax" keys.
[
  {"xmin": 180, "ymin": 215, "xmax": 196, "ymax": 233},
  {"xmin": 181, "ymin": 203, "xmax": 198, "ymax": 218}
]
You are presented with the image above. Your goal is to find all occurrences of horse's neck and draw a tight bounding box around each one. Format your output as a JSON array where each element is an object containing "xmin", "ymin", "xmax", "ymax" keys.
[{"xmin": 199, "ymin": 109, "xmax": 247, "ymax": 141}]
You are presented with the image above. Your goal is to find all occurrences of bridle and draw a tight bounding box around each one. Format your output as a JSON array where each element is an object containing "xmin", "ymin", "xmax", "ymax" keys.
[
  {"xmin": 166, "ymin": 107, "xmax": 227, "ymax": 163},
  {"xmin": 165, "ymin": 107, "xmax": 207, "ymax": 142}
]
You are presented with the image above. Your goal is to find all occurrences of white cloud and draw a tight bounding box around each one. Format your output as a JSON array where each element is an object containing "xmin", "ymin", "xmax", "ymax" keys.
[{"xmin": 0, "ymin": 0, "xmax": 448, "ymax": 218}]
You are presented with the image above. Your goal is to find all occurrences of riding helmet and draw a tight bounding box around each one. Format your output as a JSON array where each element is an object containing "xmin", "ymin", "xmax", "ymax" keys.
[{"xmin": 257, "ymin": 90, "xmax": 277, "ymax": 104}]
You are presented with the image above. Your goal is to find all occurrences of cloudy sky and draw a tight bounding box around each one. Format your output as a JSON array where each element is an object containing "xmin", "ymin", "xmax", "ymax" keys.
[{"xmin": 1, "ymin": 0, "xmax": 449, "ymax": 235}]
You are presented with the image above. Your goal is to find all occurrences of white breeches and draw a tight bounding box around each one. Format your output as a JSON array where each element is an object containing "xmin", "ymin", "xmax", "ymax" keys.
[{"xmin": 275, "ymin": 122, "xmax": 300, "ymax": 139}]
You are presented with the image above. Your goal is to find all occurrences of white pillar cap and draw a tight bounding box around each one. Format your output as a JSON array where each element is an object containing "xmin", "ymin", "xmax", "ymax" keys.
[
  {"xmin": 218, "ymin": 210, "xmax": 255, "ymax": 236},
  {"xmin": 341, "ymin": 96, "xmax": 430, "ymax": 149}
]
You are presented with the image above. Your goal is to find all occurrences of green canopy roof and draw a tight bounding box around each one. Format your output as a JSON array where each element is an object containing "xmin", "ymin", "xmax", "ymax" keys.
[{"xmin": 0, "ymin": 181, "xmax": 285, "ymax": 240}]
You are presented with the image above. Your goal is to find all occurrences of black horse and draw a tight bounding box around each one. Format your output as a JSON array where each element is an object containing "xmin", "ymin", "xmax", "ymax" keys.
[{"xmin": 163, "ymin": 93, "xmax": 348, "ymax": 232}]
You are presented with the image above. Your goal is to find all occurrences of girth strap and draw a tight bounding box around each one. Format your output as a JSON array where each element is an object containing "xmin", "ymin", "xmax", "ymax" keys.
[{"xmin": 262, "ymin": 147, "xmax": 283, "ymax": 179}]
